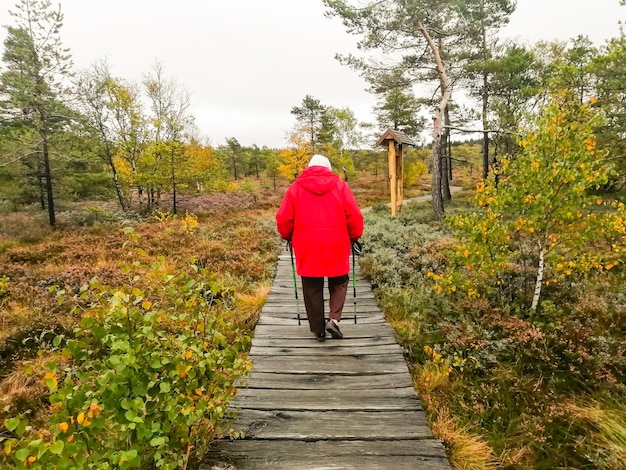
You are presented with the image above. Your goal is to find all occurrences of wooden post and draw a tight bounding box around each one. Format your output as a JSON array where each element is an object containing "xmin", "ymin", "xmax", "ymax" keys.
[
  {"xmin": 388, "ymin": 140, "xmax": 397, "ymax": 216},
  {"xmin": 396, "ymin": 143, "xmax": 403, "ymax": 214},
  {"xmin": 377, "ymin": 129, "xmax": 416, "ymax": 217}
]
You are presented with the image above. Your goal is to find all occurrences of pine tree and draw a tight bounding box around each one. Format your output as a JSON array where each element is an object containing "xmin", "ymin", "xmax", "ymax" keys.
[{"xmin": 0, "ymin": 0, "xmax": 72, "ymax": 225}]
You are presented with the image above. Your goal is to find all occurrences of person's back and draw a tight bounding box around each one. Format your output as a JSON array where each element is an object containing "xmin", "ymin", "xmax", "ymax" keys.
[{"xmin": 276, "ymin": 154, "xmax": 363, "ymax": 341}]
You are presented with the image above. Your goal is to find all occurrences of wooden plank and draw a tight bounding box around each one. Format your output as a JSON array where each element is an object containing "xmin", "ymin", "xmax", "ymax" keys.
[
  {"xmin": 267, "ymin": 286, "xmax": 374, "ymax": 292},
  {"xmin": 202, "ymin": 439, "xmax": 450, "ymax": 470},
  {"xmin": 258, "ymin": 309, "xmax": 383, "ymax": 318},
  {"xmin": 265, "ymin": 297, "xmax": 375, "ymax": 303},
  {"xmin": 252, "ymin": 324, "xmax": 397, "ymax": 340},
  {"xmin": 260, "ymin": 304, "xmax": 381, "ymax": 313},
  {"xmin": 231, "ymin": 410, "xmax": 433, "ymax": 439},
  {"xmin": 251, "ymin": 335, "xmax": 399, "ymax": 348},
  {"xmin": 258, "ymin": 313, "xmax": 382, "ymax": 322},
  {"xmin": 249, "ymin": 355, "xmax": 410, "ymax": 375},
  {"xmin": 236, "ymin": 372, "xmax": 414, "ymax": 390},
  {"xmin": 233, "ymin": 387, "xmax": 422, "ymax": 411},
  {"xmin": 266, "ymin": 286, "xmax": 374, "ymax": 293},
  {"xmin": 257, "ymin": 315, "xmax": 387, "ymax": 325},
  {"xmin": 250, "ymin": 343, "xmax": 404, "ymax": 356},
  {"xmin": 201, "ymin": 250, "xmax": 451, "ymax": 470},
  {"xmin": 263, "ymin": 292, "xmax": 377, "ymax": 299}
]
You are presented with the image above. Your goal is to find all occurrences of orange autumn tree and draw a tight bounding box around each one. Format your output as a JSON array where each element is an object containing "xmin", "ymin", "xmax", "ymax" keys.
[
  {"xmin": 438, "ymin": 92, "xmax": 625, "ymax": 313},
  {"xmin": 182, "ymin": 140, "xmax": 229, "ymax": 192},
  {"xmin": 278, "ymin": 130, "xmax": 312, "ymax": 181}
]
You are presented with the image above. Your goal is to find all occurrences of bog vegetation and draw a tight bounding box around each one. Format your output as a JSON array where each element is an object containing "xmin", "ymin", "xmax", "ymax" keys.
[
  {"xmin": 0, "ymin": 203, "xmax": 282, "ymax": 469},
  {"xmin": 360, "ymin": 95, "xmax": 625, "ymax": 470},
  {"xmin": 2, "ymin": 0, "xmax": 625, "ymax": 469}
]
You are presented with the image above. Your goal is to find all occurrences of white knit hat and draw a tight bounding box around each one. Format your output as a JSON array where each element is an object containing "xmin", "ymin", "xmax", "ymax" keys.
[{"xmin": 308, "ymin": 154, "xmax": 332, "ymax": 170}]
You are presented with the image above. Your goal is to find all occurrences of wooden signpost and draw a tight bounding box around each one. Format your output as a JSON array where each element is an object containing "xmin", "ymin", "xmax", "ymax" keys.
[{"xmin": 376, "ymin": 129, "xmax": 417, "ymax": 216}]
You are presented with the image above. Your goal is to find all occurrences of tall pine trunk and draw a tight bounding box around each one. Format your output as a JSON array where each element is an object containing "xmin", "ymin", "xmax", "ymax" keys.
[
  {"xmin": 482, "ymin": 69, "xmax": 490, "ymax": 180},
  {"xmin": 417, "ymin": 19, "xmax": 451, "ymax": 220},
  {"xmin": 42, "ymin": 135, "xmax": 55, "ymax": 226},
  {"xmin": 442, "ymin": 106, "xmax": 452, "ymax": 200},
  {"xmin": 38, "ymin": 109, "xmax": 55, "ymax": 226}
]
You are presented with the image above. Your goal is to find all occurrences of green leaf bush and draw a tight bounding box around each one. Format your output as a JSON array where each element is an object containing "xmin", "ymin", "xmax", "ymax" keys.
[
  {"xmin": 2, "ymin": 228, "xmax": 251, "ymax": 469},
  {"xmin": 359, "ymin": 103, "xmax": 626, "ymax": 470}
]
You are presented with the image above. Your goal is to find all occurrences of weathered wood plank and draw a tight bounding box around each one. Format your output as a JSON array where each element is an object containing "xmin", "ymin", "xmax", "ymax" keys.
[
  {"xmin": 257, "ymin": 315, "xmax": 387, "ymax": 325},
  {"xmin": 236, "ymin": 372, "xmax": 414, "ymax": 390},
  {"xmin": 252, "ymin": 324, "xmax": 397, "ymax": 340},
  {"xmin": 202, "ymin": 251, "xmax": 451, "ymax": 470},
  {"xmin": 260, "ymin": 305, "xmax": 381, "ymax": 314},
  {"xmin": 250, "ymin": 343, "xmax": 404, "ymax": 356},
  {"xmin": 233, "ymin": 387, "xmax": 422, "ymax": 411},
  {"xmin": 266, "ymin": 296, "xmax": 380, "ymax": 302},
  {"xmin": 231, "ymin": 410, "xmax": 433, "ymax": 439},
  {"xmin": 270, "ymin": 279, "xmax": 374, "ymax": 297},
  {"xmin": 249, "ymin": 355, "xmax": 410, "ymax": 375},
  {"xmin": 202, "ymin": 439, "xmax": 450, "ymax": 470},
  {"xmin": 258, "ymin": 311, "xmax": 383, "ymax": 320},
  {"xmin": 251, "ymin": 335, "xmax": 398, "ymax": 348}
]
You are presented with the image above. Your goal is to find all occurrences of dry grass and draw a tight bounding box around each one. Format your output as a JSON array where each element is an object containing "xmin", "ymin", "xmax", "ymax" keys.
[
  {"xmin": 430, "ymin": 408, "xmax": 498, "ymax": 470},
  {"xmin": 565, "ymin": 400, "xmax": 626, "ymax": 470},
  {"xmin": 0, "ymin": 355, "xmax": 57, "ymax": 423},
  {"xmin": 0, "ymin": 212, "xmax": 53, "ymax": 240},
  {"xmin": 412, "ymin": 360, "xmax": 498, "ymax": 469},
  {"xmin": 415, "ymin": 361, "xmax": 452, "ymax": 396},
  {"xmin": 233, "ymin": 285, "xmax": 271, "ymax": 326}
]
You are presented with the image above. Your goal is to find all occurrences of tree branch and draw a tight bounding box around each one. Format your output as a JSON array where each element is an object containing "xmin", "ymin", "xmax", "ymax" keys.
[{"xmin": 443, "ymin": 124, "xmax": 517, "ymax": 135}]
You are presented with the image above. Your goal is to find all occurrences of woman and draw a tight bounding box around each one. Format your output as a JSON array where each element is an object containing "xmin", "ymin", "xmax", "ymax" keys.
[{"xmin": 276, "ymin": 154, "xmax": 363, "ymax": 341}]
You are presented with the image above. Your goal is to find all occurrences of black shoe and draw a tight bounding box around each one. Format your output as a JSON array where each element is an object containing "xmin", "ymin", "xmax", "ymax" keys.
[
  {"xmin": 325, "ymin": 320, "xmax": 343, "ymax": 339},
  {"xmin": 315, "ymin": 331, "xmax": 326, "ymax": 342}
]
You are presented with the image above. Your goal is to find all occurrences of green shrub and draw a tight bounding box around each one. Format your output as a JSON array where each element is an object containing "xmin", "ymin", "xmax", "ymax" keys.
[
  {"xmin": 2, "ymin": 228, "xmax": 250, "ymax": 469},
  {"xmin": 361, "ymin": 194, "xmax": 626, "ymax": 469}
]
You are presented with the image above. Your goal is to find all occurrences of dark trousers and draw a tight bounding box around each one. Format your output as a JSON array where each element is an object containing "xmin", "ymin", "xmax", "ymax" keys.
[{"xmin": 301, "ymin": 275, "xmax": 349, "ymax": 334}]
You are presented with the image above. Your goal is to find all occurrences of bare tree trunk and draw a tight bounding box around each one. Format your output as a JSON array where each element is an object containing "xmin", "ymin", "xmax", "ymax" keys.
[
  {"xmin": 38, "ymin": 161, "xmax": 46, "ymax": 211},
  {"xmin": 447, "ymin": 128, "xmax": 453, "ymax": 182},
  {"xmin": 171, "ymin": 154, "xmax": 177, "ymax": 215},
  {"xmin": 232, "ymin": 155, "xmax": 238, "ymax": 180},
  {"xmin": 441, "ymin": 153, "xmax": 451, "ymax": 200},
  {"xmin": 442, "ymin": 106, "xmax": 452, "ymax": 201},
  {"xmin": 530, "ymin": 243, "xmax": 545, "ymax": 313},
  {"xmin": 40, "ymin": 127, "xmax": 55, "ymax": 226},
  {"xmin": 417, "ymin": 19, "xmax": 451, "ymax": 220},
  {"xmin": 106, "ymin": 157, "xmax": 127, "ymax": 211},
  {"xmin": 481, "ymin": 33, "xmax": 490, "ymax": 181},
  {"xmin": 138, "ymin": 186, "xmax": 144, "ymax": 213}
]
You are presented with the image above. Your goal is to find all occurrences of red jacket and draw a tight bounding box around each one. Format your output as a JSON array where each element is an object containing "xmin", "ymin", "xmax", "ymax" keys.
[{"xmin": 276, "ymin": 166, "xmax": 364, "ymax": 277}]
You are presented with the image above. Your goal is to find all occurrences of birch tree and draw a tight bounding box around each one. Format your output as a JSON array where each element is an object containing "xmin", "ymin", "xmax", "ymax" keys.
[
  {"xmin": 143, "ymin": 62, "xmax": 193, "ymax": 213},
  {"xmin": 442, "ymin": 92, "xmax": 625, "ymax": 313},
  {"xmin": 74, "ymin": 60, "xmax": 128, "ymax": 210}
]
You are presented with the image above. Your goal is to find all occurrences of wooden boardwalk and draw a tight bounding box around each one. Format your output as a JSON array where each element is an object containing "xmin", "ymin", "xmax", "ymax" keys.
[{"xmin": 202, "ymin": 252, "xmax": 450, "ymax": 470}]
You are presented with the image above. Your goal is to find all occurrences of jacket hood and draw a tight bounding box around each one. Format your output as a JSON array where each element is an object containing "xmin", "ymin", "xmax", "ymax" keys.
[{"xmin": 296, "ymin": 166, "xmax": 339, "ymax": 196}]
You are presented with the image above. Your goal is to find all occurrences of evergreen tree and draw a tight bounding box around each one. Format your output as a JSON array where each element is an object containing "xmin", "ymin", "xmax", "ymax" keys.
[
  {"xmin": 0, "ymin": 0, "xmax": 72, "ymax": 225},
  {"xmin": 592, "ymin": 35, "xmax": 626, "ymax": 184},
  {"xmin": 290, "ymin": 95, "xmax": 328, "ymax": 151}
]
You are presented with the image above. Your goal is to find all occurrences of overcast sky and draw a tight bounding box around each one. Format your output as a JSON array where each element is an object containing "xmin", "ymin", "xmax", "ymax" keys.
[{"xmin": 1, "ymin": 0, "xmax": 624, "ymax": 148}]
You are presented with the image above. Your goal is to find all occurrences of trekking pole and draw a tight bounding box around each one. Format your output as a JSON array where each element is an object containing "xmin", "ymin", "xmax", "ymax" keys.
[
  {"xmin": 288, "ymin": 241, "xmax": 301, "ymax": 326},
  {"xmin": 351, "ymin": 240, "xmax": 362, "ymax": 324}
]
